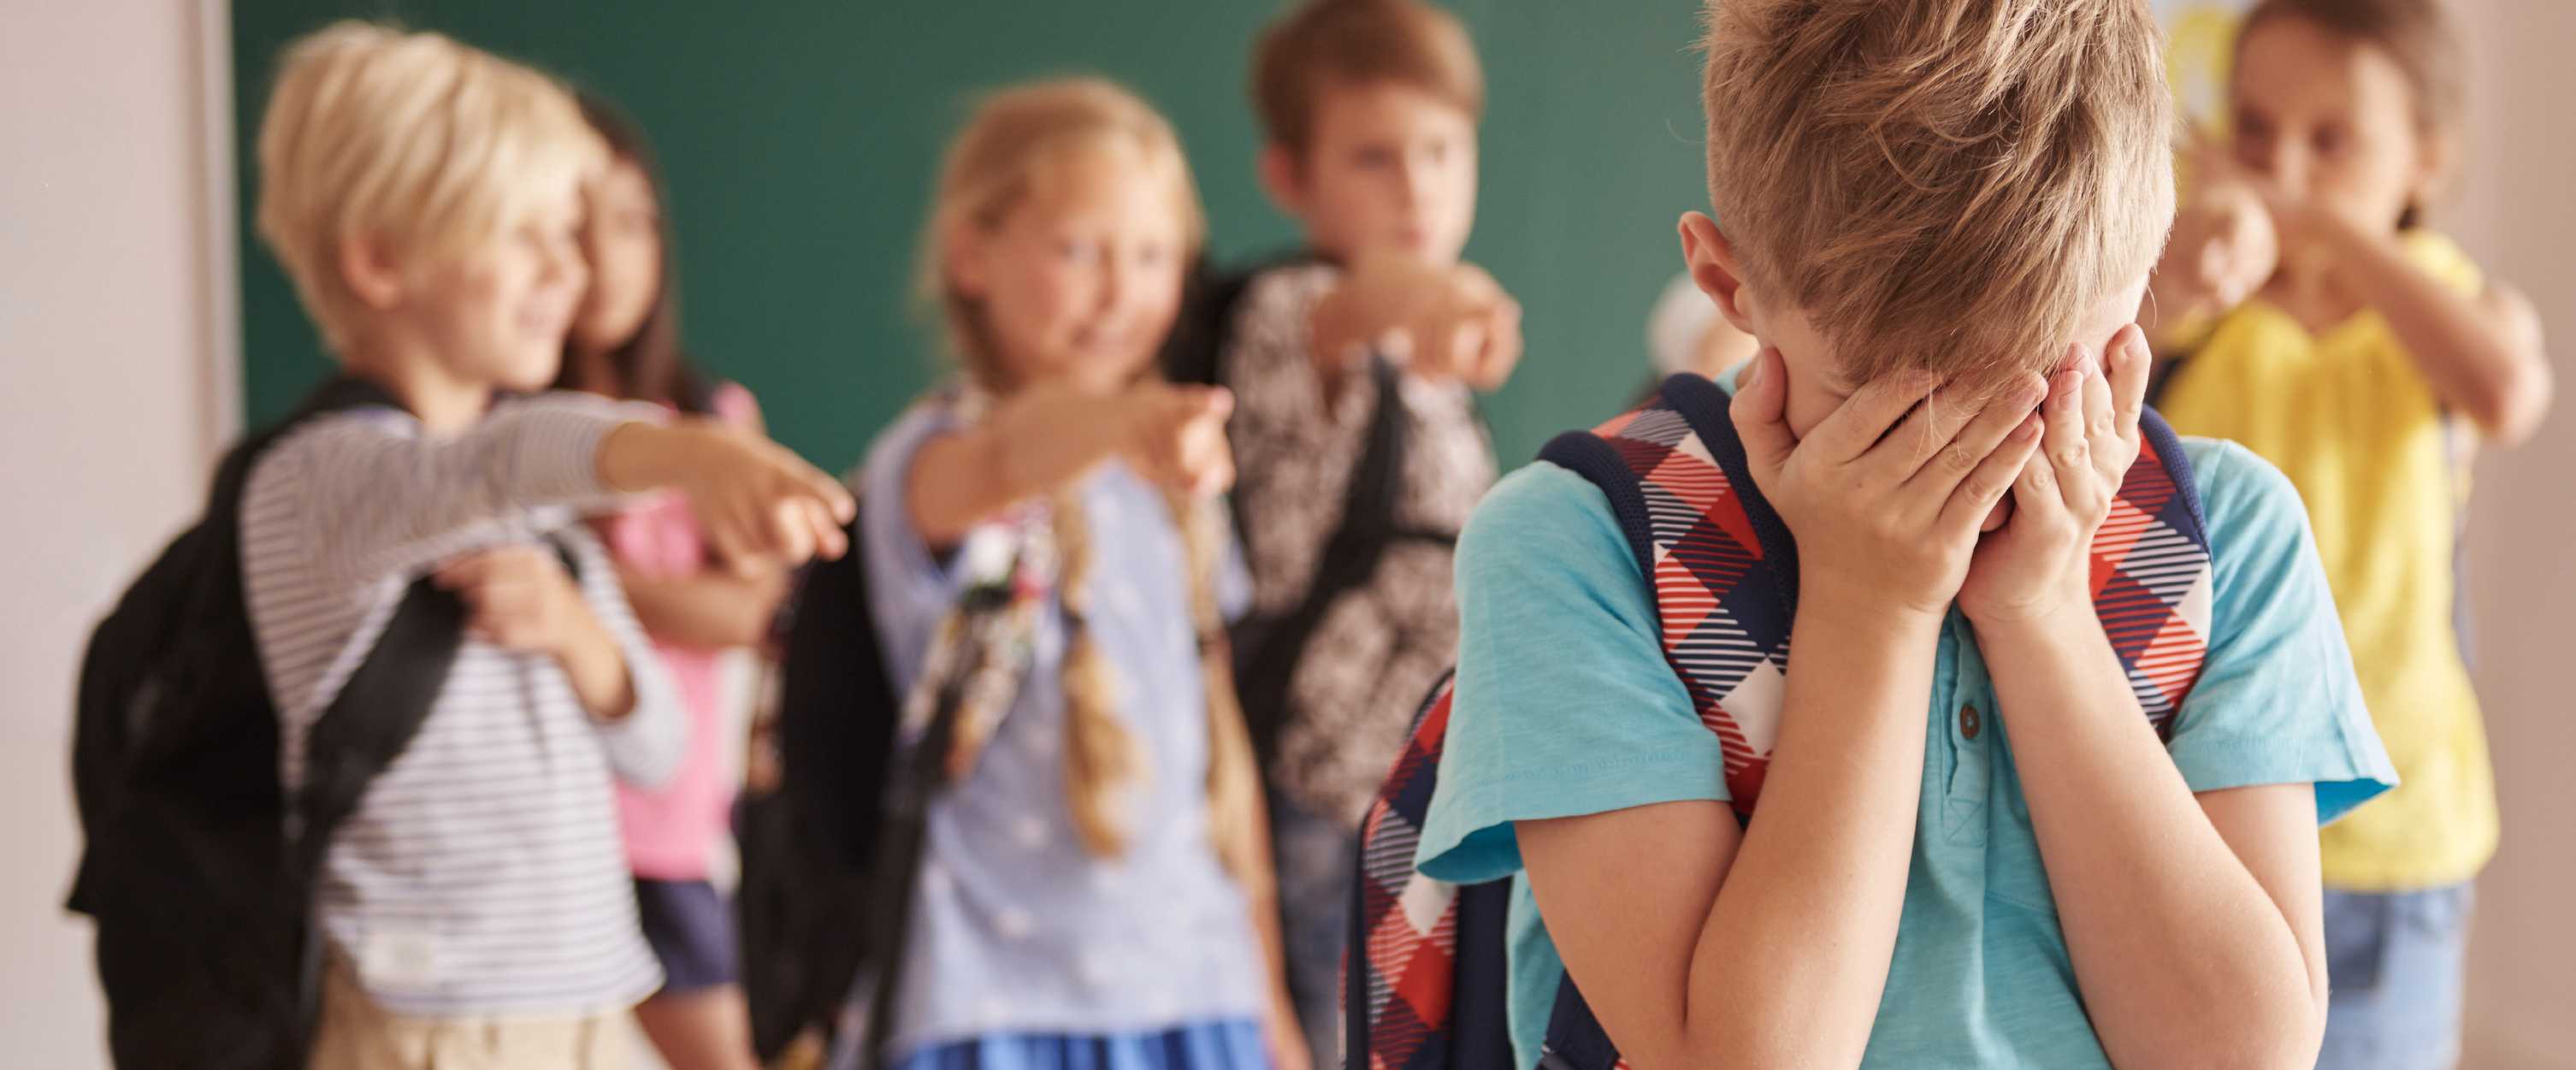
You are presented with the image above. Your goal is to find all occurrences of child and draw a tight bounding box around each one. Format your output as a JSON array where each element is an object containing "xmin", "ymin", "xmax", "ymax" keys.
[
  {"xmin": 836, "ymin": 78, "xmax": 1297, "ymax": 1070},
  {"xmin": 2148, "ymin": 0, "xmax": 2554, "ymax": 1064},
  {"xmin": 245, "ymin": 23, "xmax": 850, "ymax": 1067},
  {"xmin": 556, "ymin": 94, "xmax": 774, "ymax": 1070},
  {"xmin": 1173, "ymin": 3, "xmax": 1522, "ymax": 1055},
  {"xmin": 1413, "ymin": 0, "xmax": 2399, "ymax": 1066}
]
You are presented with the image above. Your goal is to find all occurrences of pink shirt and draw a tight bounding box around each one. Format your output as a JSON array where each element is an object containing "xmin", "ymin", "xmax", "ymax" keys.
[{"xmin": 603, "ymin": 382, "xmax": 757, "ymax": 881}]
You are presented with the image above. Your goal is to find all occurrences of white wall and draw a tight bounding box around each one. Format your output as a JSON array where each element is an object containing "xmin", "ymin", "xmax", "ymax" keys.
[
  {"xmin": 0, "ymin": 0, "xmax": 235, "ymax": 1065},
  {"xmin": 2451, "ymin": 0, "xmax": 2576, "ymax": 1065}
]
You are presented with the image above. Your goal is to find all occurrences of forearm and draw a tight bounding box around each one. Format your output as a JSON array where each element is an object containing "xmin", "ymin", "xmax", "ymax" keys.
[
  {"xmin": 1979, "ymin": 611, "xmax": 2319, "ymax": 1067},
  {"xmin": 552, "ymin": 616, "xmax": 638, "ymax": 722},
  {"xmin": 2329, "ymin": 222, "xmax": 2552, "ymax": 441},
  {"xmin": 295, "ymin": 403, "xmax": 646, "ymax": 588},
  {"xmin": 906, "ymin": 386, "xmax": 1131, "ymax": 548},
  {"xmin": 618, "ymin": 565, "xmax": 787, "ymax": 650},
  {"xmin": 1678, "ymin": 597, "xmax": 1935, "ymax": 1064},
  {"xmin": 1535, "ymin": 595, "xmax": 1936, "ymax": 1070}
]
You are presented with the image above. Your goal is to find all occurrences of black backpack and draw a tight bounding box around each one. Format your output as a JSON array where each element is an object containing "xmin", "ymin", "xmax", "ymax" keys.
[
  {"xmin": 68, "ymin": 376, "xmax": 472, "ymax": 1070},
  {"xmin": 737, "ymin": 505, "xmax": 903, "ymax": 1064},
  {"xmin": 1158, "ymin": 255, "xmax": 1458, "ymax": 767}
]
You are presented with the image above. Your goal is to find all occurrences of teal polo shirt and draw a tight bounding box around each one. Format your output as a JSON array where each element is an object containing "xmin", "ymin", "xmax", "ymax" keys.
[{"xmin": 1415, "ymin": 380, "xmax": 2396, "ymax": 1068}]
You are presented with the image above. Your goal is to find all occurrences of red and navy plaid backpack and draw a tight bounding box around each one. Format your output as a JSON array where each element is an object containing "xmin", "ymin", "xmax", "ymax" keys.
[{"xmin": 1344, "ymin": 372, "xmax": 2216, "ymax": 1070}]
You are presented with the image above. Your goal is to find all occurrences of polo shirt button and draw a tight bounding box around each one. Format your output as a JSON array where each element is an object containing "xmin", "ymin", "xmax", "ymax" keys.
[{"xmin": 1959, "ymin": 703, "xmax": 1982, "ymax": 740}]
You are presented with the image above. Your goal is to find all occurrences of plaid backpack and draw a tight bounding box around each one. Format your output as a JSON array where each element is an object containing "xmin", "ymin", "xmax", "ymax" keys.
[{"xmin": 1345, "ymin": 372, "xmax": 2215, "ymax": 1070}]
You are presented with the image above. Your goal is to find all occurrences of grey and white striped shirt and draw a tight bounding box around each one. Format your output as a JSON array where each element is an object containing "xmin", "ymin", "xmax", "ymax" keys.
[{"xmin": 240, "ymin": 392, "xmax": 683, "ymax": 1019}]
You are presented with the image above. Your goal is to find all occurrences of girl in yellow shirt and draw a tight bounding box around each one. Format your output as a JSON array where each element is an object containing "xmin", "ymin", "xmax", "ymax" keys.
[{"xmin": 2147, "ymin": 2, "xmax": 2551, "ymax": 1067}]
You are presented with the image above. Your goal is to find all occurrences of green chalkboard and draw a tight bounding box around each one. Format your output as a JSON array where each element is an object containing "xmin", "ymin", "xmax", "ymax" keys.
[{"xmin": 233, "ymin": 0, "xmax": 1712, "ymax": 471}]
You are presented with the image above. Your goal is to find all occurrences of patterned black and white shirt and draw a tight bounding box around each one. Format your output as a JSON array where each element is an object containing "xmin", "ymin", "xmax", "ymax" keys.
[
  {"xmin": 1223, "ymin": 264, "xmax": 1497, "ymax": 830},
  {"xmin": 240, "ymin": 393, "xmax": 682, "ymax": 1019}
]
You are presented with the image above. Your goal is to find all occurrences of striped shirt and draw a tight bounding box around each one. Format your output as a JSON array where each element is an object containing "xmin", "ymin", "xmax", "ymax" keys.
[{"xmin": 240, "ymin": 392, "xmax": 684, "ymax": 1019}]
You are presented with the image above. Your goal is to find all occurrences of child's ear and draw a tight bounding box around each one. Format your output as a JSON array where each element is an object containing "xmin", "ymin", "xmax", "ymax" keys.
[
  {"xmin": 337, "ymin": 232, "xmax": 406, "ymax": 311},
  {"xmin": 1256, "ymin": 143, "xmax": 1310, "ymax": 220},
  {"xmin": 1678, "ymin": 212, "xmax": 1758, "ymax": 334},
  {"xmin": 943, "ymin": 219, "xmax": 991, "ymax": 299}
]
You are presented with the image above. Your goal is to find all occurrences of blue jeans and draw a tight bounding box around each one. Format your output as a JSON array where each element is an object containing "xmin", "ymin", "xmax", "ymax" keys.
[
  {"xmin": 2317, "ymin": 883, "xmax": 2474, "ymax": 1070},
  {"xmin": 1270, "ymin": 789, "xmax": 1356, "ymax": 1070}
]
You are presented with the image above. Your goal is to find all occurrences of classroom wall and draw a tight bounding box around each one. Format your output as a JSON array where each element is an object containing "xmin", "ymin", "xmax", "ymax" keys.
[
  {"xmin": 2450, "ymin": 0, "xmax": 2576, "ymax": 1065},
  {"xmin": 0, "ymin": 1, "xmax": 236, "ymax": 1067},
  {"xmin": 226, "ymin": 0, "xmax": 1715, "ymax": 473}
]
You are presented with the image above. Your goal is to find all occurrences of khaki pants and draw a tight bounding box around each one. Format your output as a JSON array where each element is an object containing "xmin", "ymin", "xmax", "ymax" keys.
[{"xmin": 309, "ymin": 961, "xmax": 630, "ymax": 1070}]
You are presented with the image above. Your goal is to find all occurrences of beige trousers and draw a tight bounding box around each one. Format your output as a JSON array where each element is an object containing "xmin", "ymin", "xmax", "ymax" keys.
[{"xmin": 308, "ymin": 961, "xmax": 631, "ymax": 1070}]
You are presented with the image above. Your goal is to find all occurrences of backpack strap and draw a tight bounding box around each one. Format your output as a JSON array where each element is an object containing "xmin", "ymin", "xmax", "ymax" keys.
[
  {"xmin": 1348, "ymin": 672, "xmax": 1516, "ymax": 1070},
  {"xmin": 1235, "ymin": 354, "xmax": 1459, "ymax": 765},
  {"xmin": 1535, "ymin": 377, "xmax": 1795, "ymax": 816},
  {"xmin": 1512, "ymin": 372, "xmax": 2218, "ymax": 1070}
]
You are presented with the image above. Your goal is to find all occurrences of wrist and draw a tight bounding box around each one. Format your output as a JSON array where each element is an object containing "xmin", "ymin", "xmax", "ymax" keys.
[
  {"xmin": 1798, "ymin": 578, "xmax": 1952, "ymax": 640},
  {"xmin": 596, "ymin": 420, "xmax": 686, "ymax": 494},
  {"xmin": 1967, "ymin": 597, "xmax": 2103, "ymax": 657}
]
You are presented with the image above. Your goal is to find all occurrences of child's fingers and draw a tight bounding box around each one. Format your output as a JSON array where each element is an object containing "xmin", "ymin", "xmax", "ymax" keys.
[
  {"xmin": 1727, "ymin": 348, "xmax": 1797, "ymax": 480},
  {"xmin": 2106, "ymin": 325, "xmax": 2151, "ymax": 437},
  {"xmin": 1473, "ymin": 299, "xmax": 1525, "ymax": 388},
  {"xmin": 2077, "ymin": 342, "xmax": 2130, "ymax": 490},
  {"xmin": 802, "ymin": 498, "xmax": 849, "ymax": 561},
  {"xmin": 1805, "ymin": 366, "xmax": 1937, "ymax": 468},
  {"xmin": 1900, "ymin": 373, "xmax": 2047, "ymax": 500},
  {"xmin": 2041, "ymin": 358, "xmax": 2092, "ymax": 511},
  {"xmin": 1938, "ymin": 412, "xmax": 2043, "ymax": 536},
  {"xmin": 799, "ymin": 465, "xmax": 857, "ymax": 526},
  {"xmin": 765, "ymin": 499, "xmax": 818, "ymax": 568},
  {"xmin": 1872, "ymin": 378, "xmax": 2006, "ymax": 486}
]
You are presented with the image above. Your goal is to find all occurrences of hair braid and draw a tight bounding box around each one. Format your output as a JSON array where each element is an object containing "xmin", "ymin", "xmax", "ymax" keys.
[
  {"xmin": 1167, "ymin": 489, "xmax": 1267, "ymax": 890},
  {"xmin": 1054, "ymin": 488, "xmax": 1145, "ymax": 858}
]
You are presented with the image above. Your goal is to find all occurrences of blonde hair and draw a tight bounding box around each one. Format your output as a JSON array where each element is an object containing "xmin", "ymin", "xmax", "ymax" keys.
[
  {"xmin": 1253, "ymin": 0, "xmax": 1486, "ymax": 156},
  {"xmin": 1701, "ymin": 0, "xmax": 2174, "ymax": 389},
  {"xmin": 921, "ymin": 80, "xmax": 1261, "ymax": 885},
  {"xmin": 922, "ymin": 78, "xmax": 1204, "ymax": 393},
  {"xmin": 255, "ymin": 21, "xmax": 604, "ymax": 352}
]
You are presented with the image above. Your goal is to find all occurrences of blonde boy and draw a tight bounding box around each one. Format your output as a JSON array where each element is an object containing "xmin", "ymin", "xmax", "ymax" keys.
[
  {"xmin": 1414, "ymin": 0, "xmax": 2398, "ymax": 1066},
  {"xmin": 1170, "ymin": 0, "xmax": 1521, "ymax": 1059},
  {"xmin": 248, "ymin": 22, "xmax": 848, "ymax": 1067}
]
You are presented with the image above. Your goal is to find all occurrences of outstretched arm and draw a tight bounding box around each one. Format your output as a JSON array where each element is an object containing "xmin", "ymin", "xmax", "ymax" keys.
[
  {"xmin": 904, "ymin": 380, "xmax": 1233, "ymax": 551},
  {"xmin": 1519, "ymin": 351, "xmax": 2047, "ymax": 1069},
  {"xmin": 1960, "ymin": 329, "xmax": 2325, "ymax": 1069}
]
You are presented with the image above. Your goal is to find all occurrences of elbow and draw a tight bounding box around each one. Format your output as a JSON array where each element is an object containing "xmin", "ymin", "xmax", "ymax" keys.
[
  {"xmin": 2121, "ymin": 987, "xmax": 2325, "ymax": 1070},
  {"xmin": 2471, "ymin": 364, "xmax": 2552, "ymax": 446}
]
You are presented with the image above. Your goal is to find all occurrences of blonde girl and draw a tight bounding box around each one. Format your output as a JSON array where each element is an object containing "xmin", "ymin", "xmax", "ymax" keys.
[
  {"xmin": 836, "ymin": 79, "xmax": 1303, "ymax": 1070},
  {"xmin": 2148, "ymin": 2, "xmax": 2552, "ymax": 1066}
]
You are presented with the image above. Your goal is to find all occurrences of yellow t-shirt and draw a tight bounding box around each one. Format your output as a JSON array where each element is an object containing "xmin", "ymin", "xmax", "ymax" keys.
[{"xmin": 2159, "ymin": 229, "xmax": 2493, "ymax": 891}]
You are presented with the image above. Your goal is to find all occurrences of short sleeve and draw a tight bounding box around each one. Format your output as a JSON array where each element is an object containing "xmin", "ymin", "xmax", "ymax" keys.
[
  {"xmin": 2161, "ymin": 437, "xmax": 2398, "ymax": 823},
  {"xmin": 1415, "ymin": 462, "xmax": 1723, "ymax": 883},
  {"xmin": 859, "ymin": 404, "xmax": 973, "ymax": 700}
]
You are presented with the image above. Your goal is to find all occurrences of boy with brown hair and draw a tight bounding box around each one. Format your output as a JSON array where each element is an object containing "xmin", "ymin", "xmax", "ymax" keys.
[
  {"xmin": 246, "ymin": 22, "xmax": 848, "ymax": 1067},
  {"xmin": 1408, "ymin": 0, "xmax": 2396, "ymax": 1065},
  {"xmin": 1154, "ymin": 0, "xmax": 1521, "ymax": 1058}
]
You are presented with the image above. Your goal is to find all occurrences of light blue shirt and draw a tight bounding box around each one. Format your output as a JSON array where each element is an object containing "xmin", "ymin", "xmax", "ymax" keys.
[
  {"xmin": 859, "ymin": 403, "xmax": 1266, "ymax": 1056},
  {"xmin": 1416, "ymin": 387, "xmax": 2396, "ymax": 1068}
]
